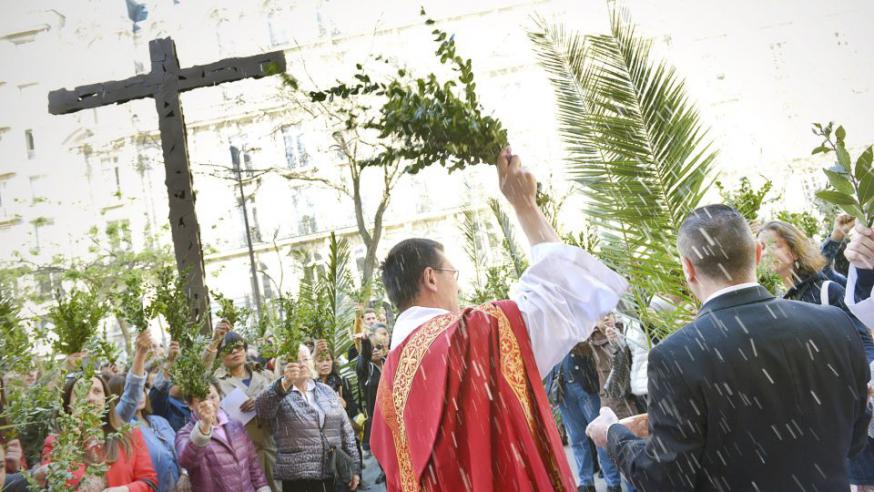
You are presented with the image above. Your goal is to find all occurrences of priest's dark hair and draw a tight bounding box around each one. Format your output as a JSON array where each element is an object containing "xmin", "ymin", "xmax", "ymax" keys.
[
  {"xmin": 381, "ymin": 238, "xmax": 445, "ymax": 310},
  {"xmin": 677, "ymin": 204, "xmax": 756, "ymax": 282}
]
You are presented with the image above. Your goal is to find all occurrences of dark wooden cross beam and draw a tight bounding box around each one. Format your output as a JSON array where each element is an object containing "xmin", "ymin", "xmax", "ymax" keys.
[{"xmin": 48, "ymin": 38, "xmax": 287, "ymax": 333}]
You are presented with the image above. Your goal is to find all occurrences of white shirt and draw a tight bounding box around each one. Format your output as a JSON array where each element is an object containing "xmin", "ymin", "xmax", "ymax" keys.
[
  {"xmin": 390, "ymin": 242, "xmax": 628, "ymax": 378},
  {"xmin": 845, "ymin": 265, "xmax": 874, "ymax": 329},
  {"xmin": 702, "ymin": 282, "xmax": 760, "ymax": 306},
  {"xmin": 291, "ymin": 379, "xmax": 324, "ymax": 426}
]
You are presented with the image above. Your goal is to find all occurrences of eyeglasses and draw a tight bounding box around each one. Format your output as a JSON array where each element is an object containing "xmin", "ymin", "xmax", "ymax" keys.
[{"xmin": 434, "ymin": 268, "xmax": 459, "ymax": 280}]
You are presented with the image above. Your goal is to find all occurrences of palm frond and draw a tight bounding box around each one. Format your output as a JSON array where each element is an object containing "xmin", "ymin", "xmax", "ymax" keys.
[
  {"xmin": 529, "ymin": 9, "xmax": 718, "ymax": 339},
  {"xmin": 488, "ymin": 198, "xmax": 528, "ymax": 278},
  {"xmin": 460, "ymin": 209, "xmax": 488, "ymax": 293},
  {"xmin": 320, "ymin": 232, "xmax": 357, "ymax": 360}
]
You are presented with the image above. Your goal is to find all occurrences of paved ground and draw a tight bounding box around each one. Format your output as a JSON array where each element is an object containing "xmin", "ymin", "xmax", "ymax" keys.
[{"xmin": 357, "ymin": 446, "xmax": 621, "ymax": 491}]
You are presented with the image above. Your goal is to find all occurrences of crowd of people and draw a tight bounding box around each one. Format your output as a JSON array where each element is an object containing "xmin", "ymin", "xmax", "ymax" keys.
[
  {"xmin": 546, "ymin": 213, "xmax": 874, "ymax": 492},
  {"xmin": 0, "ymin": 307, "xmax": 396, "ymax": 492},
  {"xmin": 3, "ymin": 146, "xmax": 874, "ymax": 492}
]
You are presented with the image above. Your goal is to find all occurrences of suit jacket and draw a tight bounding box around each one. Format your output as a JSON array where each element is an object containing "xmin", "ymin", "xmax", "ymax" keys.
[{"xmin": 607, "ymin": 286, "xmax": 871, "ymax": 491}]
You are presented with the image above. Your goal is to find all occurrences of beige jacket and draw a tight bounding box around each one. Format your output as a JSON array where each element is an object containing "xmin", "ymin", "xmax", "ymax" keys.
[{"xmin": 215, "ymin": 363, "xmax": 279, "ymax": 491}]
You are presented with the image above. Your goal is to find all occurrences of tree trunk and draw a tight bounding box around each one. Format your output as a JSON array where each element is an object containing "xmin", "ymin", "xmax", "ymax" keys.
[{"xmin": 116, "ymin": 316, "xmax": 133, "ymax": 358}]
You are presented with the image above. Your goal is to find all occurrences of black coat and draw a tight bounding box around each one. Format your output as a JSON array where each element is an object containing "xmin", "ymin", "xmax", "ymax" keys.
[{"xmin": 607, "ymin": 285, "xmax": 871, "ymax": 491}]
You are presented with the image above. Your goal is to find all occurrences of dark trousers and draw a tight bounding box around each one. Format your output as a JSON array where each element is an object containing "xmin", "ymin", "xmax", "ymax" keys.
[{"xmin": 282, "ymin": 479, "xmax": 335, "ymax": 492}]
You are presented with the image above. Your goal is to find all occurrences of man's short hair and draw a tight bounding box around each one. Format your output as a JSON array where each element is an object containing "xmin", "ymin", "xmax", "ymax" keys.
[
  {"xmin": 381, "ymin": 238, "xmax": 445, "ymax": 310},
  {"xmin": 677, "ymin": 204, "xmax": 756, "ymax": 282}
]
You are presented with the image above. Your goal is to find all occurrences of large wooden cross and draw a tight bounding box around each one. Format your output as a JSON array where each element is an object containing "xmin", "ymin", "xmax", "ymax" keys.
[{"xmin": 48, "ymin": 38, "xmax": 286, "ymax": 333}]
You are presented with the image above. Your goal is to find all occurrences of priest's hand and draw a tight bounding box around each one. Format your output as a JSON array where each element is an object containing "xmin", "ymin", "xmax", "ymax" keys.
[
  {"xmin": 586, "ymin": 407, "xmax": 619, "ymax": 448},
  {"xmin": 497, "ymin": 146, "xmax": 536, "ymax": 211},
  {"xmin": 496, "ymin": 147, "xmax": 559, "ymax": 246},
  {"xmin": 845, "ymin": 222, "xmax": 874, "ymax": 270}
]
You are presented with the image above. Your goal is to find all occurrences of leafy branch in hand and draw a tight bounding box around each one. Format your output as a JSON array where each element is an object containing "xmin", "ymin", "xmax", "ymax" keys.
[
  {"xmin": 0, "ymin": 292, "xmax": 31, "ymax": 375},
  {"xmin": 49, "ymin": 288, "xmax": 107, "ymax": 356},
  {"xmin": 211, "ymin": 290, "xmax": 251, "ymax": 332},
  {"xmin": 170, "ymin": 336, "xmax": 212, "ymax": 401},
  {"xmin": 148, "ymin": 267, "xmax": 197, "ymax": 348},
  {"xmin": 302, "ymin": 8, "xmax": 506, "ymax": 175},
  {"xmin": 812, "ymin": 122, "xmax": 874, "ymax": 225},
  {"xmin": 116, "ymin": 274, "xmax": 151, "ymax": 334}
]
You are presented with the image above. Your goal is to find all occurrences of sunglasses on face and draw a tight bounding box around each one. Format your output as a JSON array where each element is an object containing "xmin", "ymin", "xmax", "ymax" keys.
[
  {"xmin": 374, "ymin": 344, "xmax": 386, "ymax": 350},
  {"xmin": 222, "ymin": 342, "xmax": 246, "ymax": 355}
]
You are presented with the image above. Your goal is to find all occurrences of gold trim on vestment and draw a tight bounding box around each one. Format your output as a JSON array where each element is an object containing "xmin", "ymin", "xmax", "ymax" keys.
[
  {"xmin": 381, "ymin": 304, "xmax": 565, "ymax": 491},
  {"xmin": 385, "ymin": 312, "xmax": 459, "ymax": 492},
  {"xmin": 478, "ymin": 303, "xmax": 566, "ymax": 491}
]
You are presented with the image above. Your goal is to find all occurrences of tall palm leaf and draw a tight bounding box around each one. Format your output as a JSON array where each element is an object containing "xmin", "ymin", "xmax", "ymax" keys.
[
  {"xmin": 460, "ymin": 209, "xmax": 488, "ymax": 293},
  {"xmin": 529, "ymin": 9, "xmax": 718, "ymax": 340},
  {"xmin": 320, "ymin": 232, "xmax": 357, "ymax": 359},
  {"xmin": 488, "ymin": 198, "xmax": 528, "ymax": 278},
  {"xmin": 318, "ymin": 233, "xmax": 361, "ymax": 405}
]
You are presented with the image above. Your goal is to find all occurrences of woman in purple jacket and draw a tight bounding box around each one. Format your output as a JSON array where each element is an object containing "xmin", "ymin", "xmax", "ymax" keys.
[{"xmin": 175, "ymin": 381, "xmax": 270, "ymax": 492}]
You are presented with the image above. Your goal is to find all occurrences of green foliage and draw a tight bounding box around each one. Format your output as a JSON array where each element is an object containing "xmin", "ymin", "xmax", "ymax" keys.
[
  {"xmin": 298, "ymin": 9, "xmax": 506, "ymax": 174},
  {"xmin": 274, "ymin": 295, "xmax": 304, "ymax": 361},
  {"xmin": 49, "ymin": 288, "xmax": 108, "ymax": 355},
  {"xmin": 212, "ymin": 290, "xmax": 251, "ymax": 331},
  {"xmin": 319, "ymin": 233, "xmax": 357, "ymax": 358},
  {"xmin": 43, "ymin": 366, "xmax": 118, "ymax": 490},
  {"xmin": 488, "ymin": 198, "xmax": 528, "ymax": 277},
  {"xmin": 275, "ymin": 234, "xmax": 357, "ymax": 361},
  {"xmin": 757, "ymin": 265, "xmax": 785, "ymax": 296},
  {"xmin": 116, "ymin": 274, "xmax": 150, "ymax": 334},
  {"xmin": 0, "ymin": 292, "xmax": 31, "ymax": 375},
  {"xmin": 170, "ymin": 337, "xmax": 212, "ymax": 401},
  {"xmin": 530, "ymin": 9, "xmax": 718, "ymax": 340},
  {"xmin": 2, "ymin": 377, "xmax": 58, "ymax": 465},
  {"xmin": 85, "ymin": 329, "xmax": 122, "ymax": 366},
  {"xmin": 562, "ymin": 226, "xmax": 600, "ymax": 255},
  {"xmin": 776, "ymin": 210, "xmax": 820, "ymax": 239},
  {"xmin": 461, "ymin": 205, "xmax": 526, "ymax": 305},
  {"xmin": 149, "ymin": 267, "xmax": 196, "ymax": 347},
  {"xmin": 716, "ymin": 177, "xmax": 774, "ymax": 222},
  {"xmin": 812, "ymin": 122, "xmax": 874, "ymax": 225}
]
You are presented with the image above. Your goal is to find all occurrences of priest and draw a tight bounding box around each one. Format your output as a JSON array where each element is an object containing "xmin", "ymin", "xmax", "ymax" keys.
[{"xmin": 370, "ymin": 147, "xmax": 628, "ymax": 491}]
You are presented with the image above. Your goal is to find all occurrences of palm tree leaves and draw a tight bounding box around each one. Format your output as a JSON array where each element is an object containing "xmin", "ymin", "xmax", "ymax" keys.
[{"xmin": 530, "ymin": 9, "xmax": 718, "ymax": 338}]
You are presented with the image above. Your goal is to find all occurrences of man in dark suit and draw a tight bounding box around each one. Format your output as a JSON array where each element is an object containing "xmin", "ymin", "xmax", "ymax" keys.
[{"xmin": 586, "ymin": 204, "xmax": 871, "ymax": 491}]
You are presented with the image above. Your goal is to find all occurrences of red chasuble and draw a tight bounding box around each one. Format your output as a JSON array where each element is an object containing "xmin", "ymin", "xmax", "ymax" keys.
[{"xmin": 371, "ymin": 301, "xmax": 576, "ymax": 492}]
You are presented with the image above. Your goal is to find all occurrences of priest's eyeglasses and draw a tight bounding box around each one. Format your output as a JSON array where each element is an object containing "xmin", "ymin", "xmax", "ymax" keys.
[{"xmin": 435, "ymin": 268, "xmax": 460, "ymax": 280}]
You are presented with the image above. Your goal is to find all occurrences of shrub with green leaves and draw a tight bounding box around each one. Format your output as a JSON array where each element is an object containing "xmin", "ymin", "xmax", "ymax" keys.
[
  {"xmin": 2, "ymin": 378, "xmax": 58, "ymax": 465},
  {"xmin": 49, "ymin": 288, "xmax": 107, "ymax": 355},
  {"xmin": 148, "ymin": 267, "xmax": 196, "ymax": 347},
  {"xmin": 42, "ymin": 366, "xmax": 117, "ymax": 490},
  {"xmin": 275, "ymin": 295, "xmax": 304, "ymax": 362},
  {"xmin": 716, "ymin": 177, "xmax": 774, "ymax": 222},
  {"xmin": 813, "ymin": 122, "xmax": 874, "ymax": 225},
  {"xmin": 776, "ymin": 210, "xmax": 820, "ymax": 239},
  {"xmin": 0, "ymin": 292, "xmax": 31, "ymax": 375},
  {"xmin": 170, "ymin": 337, "xmax": 212, "ymax": 401},
  {"xmin": 212, "ymin": 290, "xmax": 251, "ymax": 331},
  {"xmin": 116, "ymin": 274, "xmax": 150, "ymax": 334},
  {"xmin": 297, "ymin": 9, "xmax": 506, "ymax": 175},
  {"xmin": 85, "ymin": 331, "xmax": 122, "ymax": 366}
]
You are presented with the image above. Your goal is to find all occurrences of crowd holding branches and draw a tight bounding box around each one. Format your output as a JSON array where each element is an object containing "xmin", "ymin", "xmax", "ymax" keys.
[{"xmin": 0, "ymin": 6, "xmax": 871, "ymax": 491}]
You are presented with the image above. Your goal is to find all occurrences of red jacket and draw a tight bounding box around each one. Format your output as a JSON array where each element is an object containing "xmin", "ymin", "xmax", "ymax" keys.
[{"xmin": 42, "ymin": 428, "xmax": 157, "ymax": 491}]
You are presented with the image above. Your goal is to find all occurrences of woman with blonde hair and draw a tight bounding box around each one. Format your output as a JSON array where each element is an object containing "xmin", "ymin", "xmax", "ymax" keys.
[
  {"xmin": 759, "ymin": 220, "xmax": 836, "ymax": 301},
  {"xmin": 760, "ymin": 219, "xmax": 874, "ymax": 490}
]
